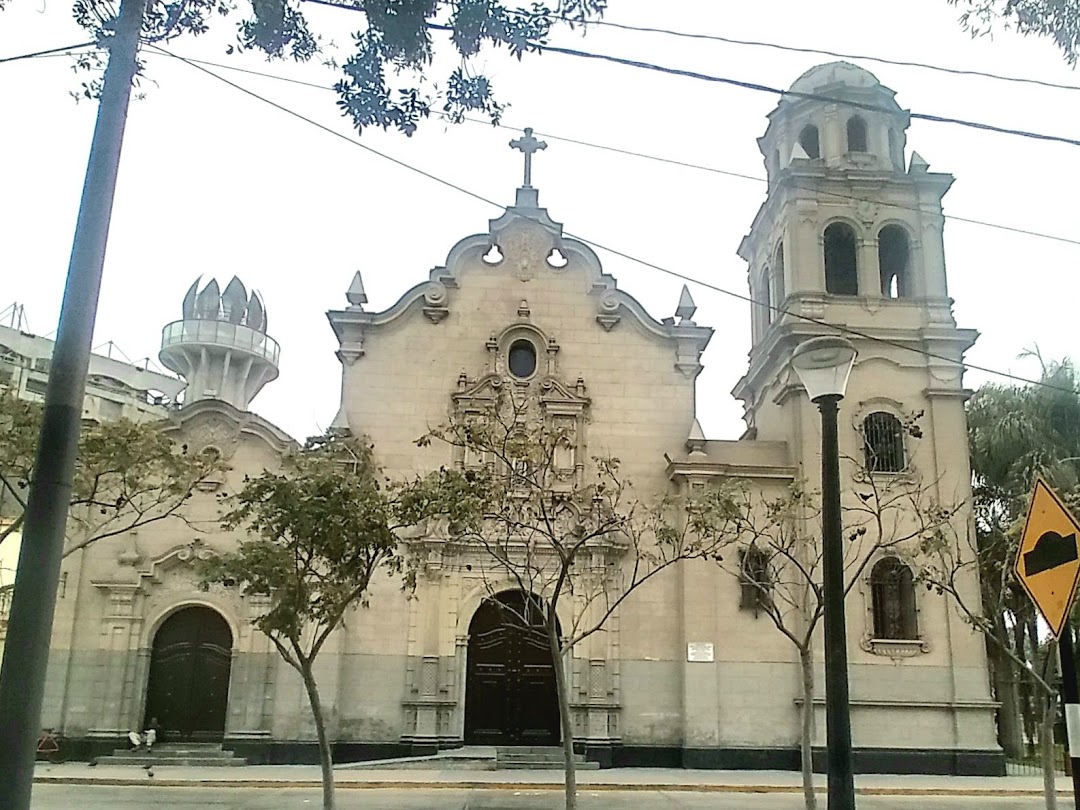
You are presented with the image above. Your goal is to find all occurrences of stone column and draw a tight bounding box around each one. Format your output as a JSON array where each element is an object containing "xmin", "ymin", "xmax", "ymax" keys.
[
  {"xmin": 227, "ymin": 593, "xmax": 275, "ymax": 741},
  {"xmin": 679, "ymin": 490, "xmax": 720, "ymax": 757},
  {"xmin": 92, "ymin": 584, "xmax": 142, "ymax": 735},
  {"xmin": 857, "ymin": 238, "xmax": 881, "ymax": 297},
  {"xmin": 453, "ymin": 634, "xmax": 469, "ymax": 741}
]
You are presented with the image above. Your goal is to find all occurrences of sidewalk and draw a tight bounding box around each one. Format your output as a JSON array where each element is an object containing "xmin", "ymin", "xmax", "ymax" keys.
[{"xmin": 31, "ymin": 762, "xmax": 1078, "ymax": 797}]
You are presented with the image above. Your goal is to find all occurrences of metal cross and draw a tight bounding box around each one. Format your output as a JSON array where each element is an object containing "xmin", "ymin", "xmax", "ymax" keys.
[{"xmin": 509, "ymin": 127, "xmax": 547, "ymax": 187}]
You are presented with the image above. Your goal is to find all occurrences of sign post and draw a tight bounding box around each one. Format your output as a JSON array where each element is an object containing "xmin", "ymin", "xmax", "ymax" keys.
[{"xmin": 1015, "ymin": 477, "xmax": 1080, "ymax": 801}]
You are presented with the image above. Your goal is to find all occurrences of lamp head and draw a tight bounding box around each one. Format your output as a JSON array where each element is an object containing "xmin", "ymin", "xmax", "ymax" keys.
[{"xmin": 791, "ymin": 336, "xmax": 857, "ymax": 402}]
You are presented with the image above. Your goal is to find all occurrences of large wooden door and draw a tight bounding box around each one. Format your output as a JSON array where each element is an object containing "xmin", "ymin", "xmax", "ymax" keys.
[
  {"xmin": 144, "ymin": 606, "xmax": 232, "ymax": 742},
  {"xmin": 464, "ymin": 592, "xmax": 560, "ymax": 746}
]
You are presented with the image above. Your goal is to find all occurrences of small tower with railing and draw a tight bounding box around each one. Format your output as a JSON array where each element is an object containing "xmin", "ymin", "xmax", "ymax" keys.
[{"xmin": 159, "ymin": 276, "xmax": 280, "ymax": 411}]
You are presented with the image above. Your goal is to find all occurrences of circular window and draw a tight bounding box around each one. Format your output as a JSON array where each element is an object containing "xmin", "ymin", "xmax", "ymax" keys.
[{"xmin": 508, "ymin": 339, "xmax": 537, "ymax": 379}]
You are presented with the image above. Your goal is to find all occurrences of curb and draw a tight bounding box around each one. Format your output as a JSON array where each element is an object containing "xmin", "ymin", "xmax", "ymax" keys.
[{"xmin": 31, "ymin": 777, "xmax": 1074, "ymax": 796}]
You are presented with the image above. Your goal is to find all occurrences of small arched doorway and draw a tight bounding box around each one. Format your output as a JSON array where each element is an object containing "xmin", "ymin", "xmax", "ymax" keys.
[
  {"xmin": 144, "ymin": 605, "xmax": 233, "ymax": 741},
  {"xmin": 464, "ymin": 591, "xmax": 560, "ymax": 746}
]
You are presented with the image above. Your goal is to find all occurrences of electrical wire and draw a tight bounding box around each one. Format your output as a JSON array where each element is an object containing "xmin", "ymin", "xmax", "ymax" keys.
[
  {"xmin": 143, "ymin": 49, "xmax": 1080, "ymax": 248},
  {"xmin": 522, "ymin": 38, "xmax": 1080, "ymax": 149},
  {"xmin": 536, "ymin": 14, "xmax": 1080, "ymax": 94},
  {"xmin": 149, "ymin": 44, "xmax": 1079, "ymax": 396},
  {"xmin": 0, "ymin": 42, "xmax": 97, "ymax": 64},
  {"xmin": 294, "ymin": 1, "xmax": 1080, "ymax": 147}
]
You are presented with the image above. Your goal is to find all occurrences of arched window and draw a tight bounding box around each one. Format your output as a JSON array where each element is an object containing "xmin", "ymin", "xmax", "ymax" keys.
[
  {"xmin": 863, "ymin": 411, "xmax": 905, "ymax": 472},
  {"xmin": 772, "ymin": 243, "xmax": 786, "ymax": 312},
  {"xmin": 823, "ymin": 223, "xmax": 858, "ymax": 295},
  {"xmin": 740, "ymin": 547, "xmax": 771, "ymax": 612},
  {"xmin": 878, "ymin": 225, "xmax": 910, "ymax": 299},
  {"xmin": 847, "ymin": 116, "xmax": 868, "ymax": 152},
  {"xmin": 798, "ymin": 124, "xmax": 820, "ymax": 159},
  {"xmin": 870, "ymin": 558, "xmax": 918, "ymax": 639}
]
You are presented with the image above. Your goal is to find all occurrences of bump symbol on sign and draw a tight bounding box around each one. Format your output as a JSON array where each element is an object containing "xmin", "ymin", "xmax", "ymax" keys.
[{"xmin": 1024, "ymin": 531, "xmax": 1079, "ymax": 577}]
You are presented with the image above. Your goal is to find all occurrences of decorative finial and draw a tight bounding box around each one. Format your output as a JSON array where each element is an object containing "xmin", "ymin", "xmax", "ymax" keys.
[
  {"xmin": 908, "ymin": 151, "xmax": 930, "ymax": 174},
  {"xmin": 686, "ymin": 418, "xmax": 707, "ymax": 457},
  {"xmin": 509, "ymin": 127, "xmax": 547, "ymax": 187},
  {"xmin": 346, "ymin": 271, "xmax": 368, "ymax": 309},
  {"xmin": 675, "ymin": 285, "xmax": 697, "ymax": 323}
]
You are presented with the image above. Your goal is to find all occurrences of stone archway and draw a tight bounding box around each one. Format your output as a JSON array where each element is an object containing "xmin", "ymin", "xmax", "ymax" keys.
[
  {"xmin": 144, "ymin": 605, "xmax": 233, "ymax": 741},
  {"xmin": 464, "ymin": 591, "xmax": 560, "ymax": 746}
]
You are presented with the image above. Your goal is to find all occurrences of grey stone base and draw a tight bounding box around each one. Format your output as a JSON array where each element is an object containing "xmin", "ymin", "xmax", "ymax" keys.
[
  {"xmin": 594, "ymin": 745, "xmax": 1004, "ymax": 776},
  {"xmin": 46, "ymin": 737, "xmax": 1005, "ymax": 776}
]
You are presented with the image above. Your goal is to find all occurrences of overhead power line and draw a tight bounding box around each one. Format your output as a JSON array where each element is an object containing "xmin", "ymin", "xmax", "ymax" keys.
[
  {"xmin": 521, "ymin": 38, "xmax": 1080, "ymax": 149},
  {"xmin": 144, "ymin": 50, "xmax": 1080, "ymax": 248},
  {"xmin": 295, "ymin": 1, "xmax": 1080, "ymax": 148},
  {"xmin": 146, "ymin": 44, "xmax": 1079, "ymax": 397},
  {"xmin": 539, "ymin": 14, "xmax": 1080, "ymax": 94},
  {"xmin": 0, "ymin": 42, "xmax": 97, "ymax": 64}
]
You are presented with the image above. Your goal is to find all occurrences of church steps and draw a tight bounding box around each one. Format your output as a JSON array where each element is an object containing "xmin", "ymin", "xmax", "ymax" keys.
[
  {"xmin": 94, "ymin": 743, "xmax": 248, "ymax": 767},
  {"xmin": 496, "ymin": 746, "xmax": 598, "ymax": 770}
]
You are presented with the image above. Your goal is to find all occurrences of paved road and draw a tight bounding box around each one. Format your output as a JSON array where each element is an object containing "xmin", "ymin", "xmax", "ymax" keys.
[{"xmin": 27, "ymin": 785, "xmax": 1054, "ymax": 809}]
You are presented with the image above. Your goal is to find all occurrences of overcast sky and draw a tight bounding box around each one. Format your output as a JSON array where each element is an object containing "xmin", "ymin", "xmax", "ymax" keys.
[{"xmin": 1, "ymin": 0, "xmax": 1077, "ymax": 443}]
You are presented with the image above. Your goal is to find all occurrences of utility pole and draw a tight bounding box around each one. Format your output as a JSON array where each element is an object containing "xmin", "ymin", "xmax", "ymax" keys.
[{"xmin": 0, "ymin": 0, "xmax": 148, "ymax": 805}]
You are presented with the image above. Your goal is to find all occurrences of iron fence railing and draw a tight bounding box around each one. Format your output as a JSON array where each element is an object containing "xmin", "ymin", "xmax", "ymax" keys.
[{"xmin": 1006, "ymin": 747, "xmax": 1068, "ymax": 776}]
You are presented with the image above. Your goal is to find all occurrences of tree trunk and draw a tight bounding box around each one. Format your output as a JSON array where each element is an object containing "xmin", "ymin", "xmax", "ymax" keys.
[
  {"xmin": 547, "ymin": 617, "xmax": 577, "ymax": 810},
  {"xmin": 299, "ymin": 659, "xmax": 336, "ymax": 810},
  {"xmin": 1040, "ymin": 693, "xmax": 1059, "ymax": 810},
  {"xmin": 988, "ymin": 619, "xmax": 1025, "ymax": 758},
  {"xmin": 798, "ymin": 648, "xmax": 818, "ymax": 810}
]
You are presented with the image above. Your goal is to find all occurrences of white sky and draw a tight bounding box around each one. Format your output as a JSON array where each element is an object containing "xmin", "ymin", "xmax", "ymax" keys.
[{"xmin": 1, "ymin": 0, "xmax": 1078, "ymax": 443}]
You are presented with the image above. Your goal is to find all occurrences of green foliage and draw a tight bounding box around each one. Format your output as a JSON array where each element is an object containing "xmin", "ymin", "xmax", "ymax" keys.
[
  {"xmin": 201, "ymin": 432, "xmax": 413, "ymax": 661},
  {"xmin": 949, "ymin": 0, "xmax": 1080, "ymax": 64},
  {"xmin": 0, "ymin": 392, "xmax": 223, "ymax": 554},
  {"xmin": 53, "ymin": 0, "xmax": 606, "ymax": 135},
  {"xmin": 966, "ymin": 355, "xmax": 1080, "ymax": 614}
]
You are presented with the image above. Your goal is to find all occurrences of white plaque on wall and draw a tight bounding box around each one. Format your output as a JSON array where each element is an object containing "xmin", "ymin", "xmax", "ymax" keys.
[{"xmin": 686, "ymin": 642, "xmax": 714, "ymax": 663}]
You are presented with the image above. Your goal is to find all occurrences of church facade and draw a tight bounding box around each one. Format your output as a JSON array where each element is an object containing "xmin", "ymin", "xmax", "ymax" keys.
[{"xmin": 35, "ymin": 63, "xmax": 1002, "ymax": 774}]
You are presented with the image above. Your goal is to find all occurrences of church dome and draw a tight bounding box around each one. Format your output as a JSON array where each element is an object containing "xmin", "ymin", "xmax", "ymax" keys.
[{"xmin": 789, "ymin": 61, "xmax": 882, "ymax": 94}]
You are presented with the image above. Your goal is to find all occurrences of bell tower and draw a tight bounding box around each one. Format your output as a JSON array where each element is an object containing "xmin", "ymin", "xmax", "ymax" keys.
[{"xmin": 733, "ymin": 61, "xmax": 977, "ymax": 443}]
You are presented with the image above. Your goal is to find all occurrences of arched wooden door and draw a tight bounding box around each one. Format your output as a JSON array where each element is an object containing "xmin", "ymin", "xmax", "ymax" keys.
[
  {"xmin": 144, "ymin": 606, "xmax": 232, "ymax": 742},
  {"xmin": 464, "ymin": 591, "xmax": 560, "ymax": 746}
]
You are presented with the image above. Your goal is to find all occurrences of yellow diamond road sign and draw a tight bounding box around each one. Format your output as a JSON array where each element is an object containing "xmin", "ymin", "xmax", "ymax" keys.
[{"xmin": 1015, "ymin": 477, "xmax": 1080, "ymax": 639}]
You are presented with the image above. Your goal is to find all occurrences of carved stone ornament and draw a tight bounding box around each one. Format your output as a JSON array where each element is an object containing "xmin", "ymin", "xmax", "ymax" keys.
[
  {"xmin": 337, "ymin": 338, "xmax": 365, "ymax": 366},
  {"xmin": 422, "ymin": 281, "xmax": 450, "ymax": 324},
  {"xmin": 186, "ymin": 415, "xmax": 241, "ymax": 460},
  {"xmin": 854, "ymin": 200, "xmax": 878, "ymax": 228},
  {"xmin": 596, "ymin": 292, "xmax": 621, "ymax": 331},
  {"xmin": 499, "ymin": 226, "xmax": 552, "ymax": 282},
  {"xmin": 798, "ymin": 296, "xmax": 826, "ymax": 319},
  {"xmin": 860, "ymin": 637, "xmax": 931, "ymax": 659},
  {"xmin": 138, "ymin": 539, "xmax": 217, "ymax": 586}
]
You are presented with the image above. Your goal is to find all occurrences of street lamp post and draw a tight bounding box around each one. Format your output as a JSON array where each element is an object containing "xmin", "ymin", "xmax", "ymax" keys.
[{"xmin": 791, "ymin": 335, "xmax": 858, "ymax": 810}]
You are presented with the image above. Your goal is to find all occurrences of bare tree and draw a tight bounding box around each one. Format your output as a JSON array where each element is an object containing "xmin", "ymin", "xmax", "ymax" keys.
[
  {"xmin": 721, "ymin": 430, "xmax": 965, "ymax": 810},
  {"xmin": 917, "ymin": 500, "xmax": 1062, "ymax": 810},
  {"xmin": 401, "ymin": 393, "xmax": 740, "ymax": 810}
]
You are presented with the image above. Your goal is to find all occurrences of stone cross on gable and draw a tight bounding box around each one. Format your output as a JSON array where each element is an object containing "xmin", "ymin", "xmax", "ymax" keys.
[{"xmin": 509, "ymin": 127, "xmax": 547, "ymax": 187}]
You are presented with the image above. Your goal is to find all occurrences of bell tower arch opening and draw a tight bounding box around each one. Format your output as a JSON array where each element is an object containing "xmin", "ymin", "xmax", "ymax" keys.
[
  {"xmin": 144, "ymin": 605, "xmax": 233, "ymax": 742},
  {"xmin": 464, "ymin": 590, "xmax": 561, "ymax": 746},
  {"xmin": 798, "ymin": 124, "xmax": 821, "ymax": 159},
  {"xmin": 846, "ymin": 116, "xmax": 869, "ymax": 152},
  {"xmin": 823, "ymin": 222, "xmax": 859, "ymax": 296},
  {"xmin": 878, "ymin": 225, "xmax": 911, "ymax": 299}
]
